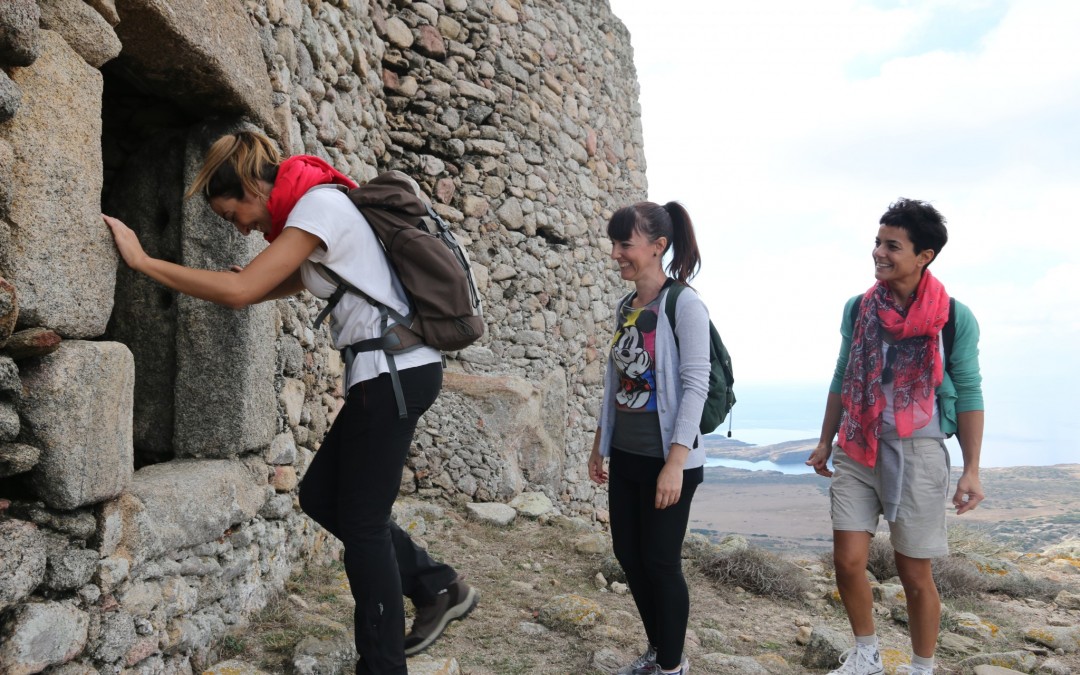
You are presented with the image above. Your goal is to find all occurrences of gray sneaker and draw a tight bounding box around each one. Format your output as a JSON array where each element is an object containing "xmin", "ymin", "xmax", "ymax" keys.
[
  {"xmin": 616, "ymin": 645, "xmax": 656, "ymax": 674},
  {"xmin": 653, "ymin": 655, "xmax": 690, "ymax": 675}
]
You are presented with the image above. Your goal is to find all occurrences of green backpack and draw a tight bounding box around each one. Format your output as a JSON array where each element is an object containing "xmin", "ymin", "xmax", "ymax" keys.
[{"xmin": 665, "ymin": 283, "xmax": 736, "ymax": 436}]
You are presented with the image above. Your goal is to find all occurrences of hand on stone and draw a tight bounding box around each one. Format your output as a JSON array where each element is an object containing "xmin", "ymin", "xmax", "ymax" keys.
[{"xmin": 102, "ymin": 214, "xmax": 149, "ymax": 272}]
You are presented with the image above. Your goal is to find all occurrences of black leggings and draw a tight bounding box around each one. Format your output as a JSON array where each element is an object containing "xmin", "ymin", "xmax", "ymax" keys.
[
  {"xmin": 609, "ymin": 448, "xmax": 703, "ymax": 671},
  {"xmin": 299, "ymin": 362, "xmax": 456, "ymax": 675}
]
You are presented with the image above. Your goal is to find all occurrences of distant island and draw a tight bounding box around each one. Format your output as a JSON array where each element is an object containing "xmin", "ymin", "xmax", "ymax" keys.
[{"xmin": 703, "ymin": 435, "xmax": 816, "ymax": 465}]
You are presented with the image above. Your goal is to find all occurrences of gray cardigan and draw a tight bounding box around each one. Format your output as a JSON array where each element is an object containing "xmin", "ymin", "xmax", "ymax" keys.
[{"xmin": 596, "ymin": 283, "xmax": 711, "ymax": 468}]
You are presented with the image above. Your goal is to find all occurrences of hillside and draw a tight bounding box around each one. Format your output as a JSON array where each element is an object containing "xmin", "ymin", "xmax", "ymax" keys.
[{"xmin": 205, "ymin": 470, "xmax": 1080, "ymax": 675}]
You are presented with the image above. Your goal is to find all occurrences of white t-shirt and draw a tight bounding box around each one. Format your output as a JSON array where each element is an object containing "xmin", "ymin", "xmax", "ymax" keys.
[
  {"xmin": 882, "ymin": 336, "xmax": 940, "ymax": 429},
  {"xmin": 285, "ymin": 185, "xmax": 442, "ymax": 389}
]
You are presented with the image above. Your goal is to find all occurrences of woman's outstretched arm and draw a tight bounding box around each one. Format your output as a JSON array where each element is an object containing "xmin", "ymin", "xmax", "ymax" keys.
[{"xmin": 103, "ymin": 214, "xmax": 320, "ymax": 309}]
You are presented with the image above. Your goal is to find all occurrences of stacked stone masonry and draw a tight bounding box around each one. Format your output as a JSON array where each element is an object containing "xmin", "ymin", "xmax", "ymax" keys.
[{"xmin": 0, "ymin": 0, "xmax": 644, "ymax": 671}]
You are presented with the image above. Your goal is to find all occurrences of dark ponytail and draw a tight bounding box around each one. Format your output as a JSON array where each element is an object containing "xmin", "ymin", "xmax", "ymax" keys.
[
  {"xmin": 663, "ymin": 201, "xmax": 701, "ymax": 283},
  {"xmin": 606, "ymin": 200, "xmax": 702, "ymax": 284}
]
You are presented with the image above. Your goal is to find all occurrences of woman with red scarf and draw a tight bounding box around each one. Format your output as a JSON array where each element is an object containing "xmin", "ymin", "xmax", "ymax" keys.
[
  {"xmin": 805, "ymin": 198, "xmax": 984, "ymax": 675},
  {"xmin": 103, "ymin": 131, "xmax": 477, "ymax": 674}
]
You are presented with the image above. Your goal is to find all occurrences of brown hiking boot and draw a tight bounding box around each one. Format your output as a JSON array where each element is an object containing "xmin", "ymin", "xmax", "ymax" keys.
[{"xmin": 403, "ymin": 577, "xmax": 478, "ymax": 656}]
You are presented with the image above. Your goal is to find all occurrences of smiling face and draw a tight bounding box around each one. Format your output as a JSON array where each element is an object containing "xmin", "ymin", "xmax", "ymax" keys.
[
  {"xmin": 610, "ymin": 228, "xmax": 666, "ymax": 282},
  {"xmin": 873, "ymin": 225, "xmax": 934, "ymax": 288},
  {"xmin": 210, "ymin": 190, "xmax": 272, "ymax": 237}
]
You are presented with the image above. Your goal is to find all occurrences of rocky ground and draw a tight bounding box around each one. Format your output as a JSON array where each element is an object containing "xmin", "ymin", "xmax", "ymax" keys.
[{"xmin": 203, "ymin": 494, "xmax": 1080, "ymax": 675}]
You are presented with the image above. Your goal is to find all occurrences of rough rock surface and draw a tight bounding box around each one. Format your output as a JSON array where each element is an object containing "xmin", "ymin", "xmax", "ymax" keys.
[
  {"xmin": 19, "ymin": 341, "xmax": 134, "ymax": 510},
  {"xmin": 0, "ymin": 31, "xmax": 114, "ymax": 338}
]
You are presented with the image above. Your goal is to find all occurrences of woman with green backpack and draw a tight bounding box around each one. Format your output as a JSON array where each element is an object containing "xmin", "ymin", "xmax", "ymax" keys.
[
  {"xmin": 588, "ymin": 201, "xmax": 710, "ymax": 675},
  {"xmin": 103, "ymin": 130, "xmax": 476, "ymax": 674}
]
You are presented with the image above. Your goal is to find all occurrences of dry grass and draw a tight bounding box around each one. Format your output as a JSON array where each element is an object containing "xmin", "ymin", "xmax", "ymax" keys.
[{"xmin": 699, "ymin": 546, "xmax": 811, "ymax": 601}]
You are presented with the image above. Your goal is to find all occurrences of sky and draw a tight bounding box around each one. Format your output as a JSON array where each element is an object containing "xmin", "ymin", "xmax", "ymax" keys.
[{"xmin": 606, "ymin": 0, "xmax": 1080, "ymax": 467}]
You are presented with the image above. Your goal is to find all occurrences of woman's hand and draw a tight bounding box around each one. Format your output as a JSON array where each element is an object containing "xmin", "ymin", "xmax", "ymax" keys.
[
  {"xmin": 805, "ymin": 442, "xmax": 834, "ymax": 477},
  {"xmin": 587, "ymin": 446, "xmax": 607, "ymax": 484},
  {"xmin": 655, "ymin": 460, "xmax": 684, "ymax": 509},
  {"xmin": 952, "ymin": 471, "xmax": 984, "ymax": 515},
  {"xmin": 102, "ymin": 214, "xmax": 149, "ymax": 271}
]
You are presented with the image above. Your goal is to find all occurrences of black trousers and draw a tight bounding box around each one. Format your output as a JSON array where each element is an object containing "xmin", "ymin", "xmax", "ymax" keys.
[
  {"xmin": 609, "ymin": 448, "xmax": 703, "ymax": 671},
  {"xmin": 299, "ymin": 362, "xmax": 456, "ymax": 675}
]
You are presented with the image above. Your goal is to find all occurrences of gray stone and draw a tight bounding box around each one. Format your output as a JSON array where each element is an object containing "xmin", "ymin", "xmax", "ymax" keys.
[
  {"xmin": 18, "ymin": 341, "xmax": 134, "ymax": 510},
  {"xmin": 1025, "ymin": 625, "xmax": 1080, "ymax": 652},
  {"xmin": 443, "ymin": 369, "xmax": 566, "ymax": 497},
  {"xmin": 0, "ymin": 354, "xmax": 18, "ymax": 393},
  {"xmin": 801, "ymin": 625, "xmax": 850, "ymax": 669},
  {"xmin": 111, "ymin": 0, "xmax": 275, "ymax": 131},
  {"xmin": 106, "ymin": 459, "xmax": 266, "ymax": 565},
  {"xmin": 573, "ymin": 533, "xmax": 610, "ymax": 555},
  {"xmin": 599, "ymin": 554, "xmax": 626, "ymax": 584},
  {"xmin": 0, "ymin": 400, "xmax": 18, "ymax": 441},
  {"xmin": 958, "ymin": 652, "xmax": 1039, "ymax": 673},
  {"xmin": 172, "ymin": 128, "xmax": 276, "ymax": 459},
  {"xmin": 1055, "ymin": 589, "xmax": 1080, "ymax": 610},
  {"xmin": 44, "ymin": 547, "xmax": 98, "ymax": 591},
  {"xmin": 0, "ymin": 69, "xmax": 20, "ymax": 122},
  {"xmin": 537, "ymin": 593, "xmax": 602, "ymax": 631},
  {"xmin": 259, "ymin": 492, "xmax": 295, "ymax": 519},
  {"xmin": 90, "ymin": 609, "xmax": 137, "ymax": 663},
  {"xmin": 85, "ymin": 0, "xmax": 120, "ymax": 25},
  {"xmin": 292, "ymin": 633, "xmax": 359, "ymax": 674},
  {"xmin": 465, "ymin": 502, "xmax": 516, "ymax": 527},
  {"xmin": 699, "ymin": 653, "xmax": 771, "ymax": 674},
  {"xmin": 0, "ymin": 278, "xmax": 15, "ymax": 344},
  {"xmin": 0, "ymin": 31, "xmax": 113, "ymax": 338},
  {"xmin": 266, "ymin": 432, "xmax": 298, "ymax": 465},
  {"xmin": 38, "ymin": 0, "xmax": 122, "ymax": 68},
  {"xmin": 0, "ymin": 442, "xmax": 39, "ymax": 476},
  {"xmin": 0, "ymin": 0, "xmax": 41, "ymax": 66},
  {"xmin": 0, "ymin": 601, "xmax": 90, "ymax": 673},
  {"xmin": 508, "ymin": 491, "xmax": 553, "ymax": 518},
  {"xmin": 0, "ymin": 519, "xmax": 46, "ymax": 611}
]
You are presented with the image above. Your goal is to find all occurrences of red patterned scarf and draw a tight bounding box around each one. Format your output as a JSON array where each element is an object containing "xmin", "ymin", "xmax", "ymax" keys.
[
  {"xmin": 838, "ymin": 269, "xmax": 950, "ymax": 467},
  {"xmin": 264, "ymin": 155, "xmax": 357, "ymax": 242}
]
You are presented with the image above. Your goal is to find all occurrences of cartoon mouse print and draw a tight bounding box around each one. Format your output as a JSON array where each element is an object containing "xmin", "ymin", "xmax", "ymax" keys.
[{"xmin": 613, "ymin": 324, "xmax": 654, "ymax": 408}]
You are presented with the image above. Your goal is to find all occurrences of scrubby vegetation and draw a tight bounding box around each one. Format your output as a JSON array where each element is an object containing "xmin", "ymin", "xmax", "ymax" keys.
[{"xmin": 699, "ymin": 546, "xmax": 812, "ymax": 601}]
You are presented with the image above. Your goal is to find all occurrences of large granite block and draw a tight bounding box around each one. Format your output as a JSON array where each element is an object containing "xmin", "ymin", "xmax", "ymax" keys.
[
  {"xmin": 105, "ymin": 459, "xmax": 267, "ymax": 565},
  {"xmin": 112, "ymin": 0, "xmax": 274, "ymax": 130},
  {"xmin": 0, "ymin": 30, "xmax": 114, "ymax": 338},
  {"xmin": 18, "ymin": 341, "xmax": 134, "ymax": 509}
]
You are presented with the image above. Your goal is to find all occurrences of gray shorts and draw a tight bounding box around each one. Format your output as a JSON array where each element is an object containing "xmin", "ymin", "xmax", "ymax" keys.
[{"xmin": 830, "ymin": 438, "xmax": 951, "ymax": 559}]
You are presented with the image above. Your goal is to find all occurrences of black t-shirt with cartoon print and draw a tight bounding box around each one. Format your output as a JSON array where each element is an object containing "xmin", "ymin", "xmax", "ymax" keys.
[{"xmin": 610, "ymin": 296, "xmax": 664, "ymax": 457}]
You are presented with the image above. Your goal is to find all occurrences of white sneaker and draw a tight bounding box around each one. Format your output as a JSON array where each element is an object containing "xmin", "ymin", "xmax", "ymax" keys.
[
  {"xmin": 828, "ymin": 644, "xmax": 884, "ymax": 675},
  {"xmin": 897, "ymin": 665, "xmax": 933, "ymax": 674}
]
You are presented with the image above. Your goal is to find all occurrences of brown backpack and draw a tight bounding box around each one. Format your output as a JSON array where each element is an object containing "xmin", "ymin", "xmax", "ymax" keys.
[{"xmin": 312, "ymin": 172, "xmax": 484, "ymax": 415}]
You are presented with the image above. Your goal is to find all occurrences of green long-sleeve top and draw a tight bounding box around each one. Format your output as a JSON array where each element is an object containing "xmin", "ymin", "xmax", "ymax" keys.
[{"xmin": 828, "ymin": 294, "xmax": 984, "ymax": 436}]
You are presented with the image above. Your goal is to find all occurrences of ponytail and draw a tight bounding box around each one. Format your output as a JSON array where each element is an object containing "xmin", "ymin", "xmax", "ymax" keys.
[
  {"xmin": 663, "ymin": 201, "xmax": 701, "ymax": 283},
  {"xmin": 185, "ymin": 131, "xmax": 281, "ymax": 202}
]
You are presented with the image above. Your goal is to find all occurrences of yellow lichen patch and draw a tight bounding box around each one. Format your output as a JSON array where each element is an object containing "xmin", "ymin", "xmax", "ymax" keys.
[
  {"xmin": 880, "ymin": 648, "xmax": 909, "ymax": 674},
  {"xmin": 1025, "ymin": 627, "xmax": 1058, "ymax": 647},
  {"xmin": 754, "ymin": 653, "xmax": 789, "ymax": 671},
  {"xmin": 974, "ymin": 561, "xmax": 1008, "ymax": 576}
]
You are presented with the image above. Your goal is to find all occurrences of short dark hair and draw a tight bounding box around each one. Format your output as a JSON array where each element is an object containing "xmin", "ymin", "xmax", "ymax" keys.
[{"xmin": 879, "ymin": 198, "xmax": 948, "ymax": 266}]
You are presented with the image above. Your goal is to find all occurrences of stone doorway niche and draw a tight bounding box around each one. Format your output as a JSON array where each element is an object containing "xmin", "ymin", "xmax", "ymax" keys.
[{"xmin": 100, "ymin": 1, "xmax": 279, "ymax": 468}]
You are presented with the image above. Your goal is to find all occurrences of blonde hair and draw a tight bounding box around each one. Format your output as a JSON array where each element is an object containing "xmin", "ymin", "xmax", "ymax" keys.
[{"xmin": 185, "ymin": 131, "xmax": 281, "ymax": 201}]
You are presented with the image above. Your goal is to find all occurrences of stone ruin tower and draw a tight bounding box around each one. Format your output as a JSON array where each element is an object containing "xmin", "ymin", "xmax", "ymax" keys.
[{"xmin": 0, "ymin": 0, "xmax": 646, "ymax": 671}]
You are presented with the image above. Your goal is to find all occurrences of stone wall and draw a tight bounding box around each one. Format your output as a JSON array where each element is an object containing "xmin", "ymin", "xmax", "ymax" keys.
[{"xmin": 0, "ymin": 0, "xmax": 644, "ymax": 672}]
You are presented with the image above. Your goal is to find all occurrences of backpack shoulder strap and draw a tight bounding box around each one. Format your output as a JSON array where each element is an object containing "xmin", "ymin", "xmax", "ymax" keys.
[
  {"xmin": 663, "ymin": 281, "xmax": 686, "ymax": 346},
  {"xmin": 943, "ymin": 297, "xmax": 956, "ymax": 368}
]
